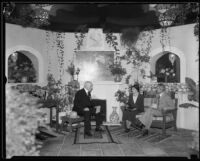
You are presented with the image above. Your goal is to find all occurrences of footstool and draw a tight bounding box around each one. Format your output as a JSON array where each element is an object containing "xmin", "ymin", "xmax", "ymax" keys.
[{"xmin": 61, "ymin": 116, "xmax": 84, "ymax": 133}]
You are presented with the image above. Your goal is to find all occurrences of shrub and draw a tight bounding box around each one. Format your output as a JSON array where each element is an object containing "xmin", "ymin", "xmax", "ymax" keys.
[{"xmin": 6, "ymin": 85, "xmax": 46, "ymax": 158}]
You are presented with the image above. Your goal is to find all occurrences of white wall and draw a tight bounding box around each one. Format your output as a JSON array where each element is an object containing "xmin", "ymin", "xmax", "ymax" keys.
[
  {"xmin": 6, "ymin": 23, "xmax": 199, "ymax": 85},
  {"xmin": 5, "ymin": 23, "xmax": 199, "ymax": 128}
]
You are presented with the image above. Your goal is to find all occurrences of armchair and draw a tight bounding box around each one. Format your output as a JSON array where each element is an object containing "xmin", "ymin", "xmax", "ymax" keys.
[
  {"xmin": 136, "ymin": 98, "xmax": 178, "ymax": 136},
  {"xmin": 151, "ymin": 98, "xmax": 178, "ymax": 135}
]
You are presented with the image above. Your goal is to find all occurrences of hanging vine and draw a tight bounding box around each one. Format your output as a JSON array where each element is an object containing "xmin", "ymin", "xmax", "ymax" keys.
[
  {"xmin": 74, "ymin": 25, "xmax": 87, "ymax": 53},
  {"xmin": 160, "ymin": 27, "xmax": 170, "ymax": 52},
  {"xmin": 45, "ymin": 30, "xmax": 51, "ymax": 74},
  {"xmin": 56, "ymin": 32, "xmax": 65, "ymax": 81},
  {"xmin": 105, "ymin": 32, "xmax": 127, "ymax": 78}
]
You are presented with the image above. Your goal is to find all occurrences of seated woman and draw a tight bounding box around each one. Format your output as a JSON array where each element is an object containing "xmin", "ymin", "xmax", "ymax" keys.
[{"xmin": 122, "ymin": 84, "xmax": 144, "ymax": 132}]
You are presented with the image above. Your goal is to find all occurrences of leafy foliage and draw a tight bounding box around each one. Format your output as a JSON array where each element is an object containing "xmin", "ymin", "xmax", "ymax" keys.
[
  {"xmin": 115, "ymin": 89, "xmax": 129, "ymax": 104},
  {"xmin": 6, "ymin": 85, "xmax": 46, "ymax": 158},
  {"xmin": 109, "ymin": 62, "xmax": 126, "ymax": 75},
  {"xmin": 185, "ymin": 77, "xmax": 199, "ymax": 103}
]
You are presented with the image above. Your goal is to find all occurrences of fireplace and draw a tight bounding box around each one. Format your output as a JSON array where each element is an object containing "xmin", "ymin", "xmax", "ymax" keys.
[
  {"xmin": 91, "ymin": 99, "xmax": 106, "ymax": 121},
  {"xmin": 80, "ymin": 81, "xmax": 123, "ymax": 122}
]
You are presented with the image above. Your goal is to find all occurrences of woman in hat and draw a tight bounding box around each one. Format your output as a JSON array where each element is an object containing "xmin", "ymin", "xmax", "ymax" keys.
[{"xmin": 121, "ymin": 83, "xmax": 144, "ymax": 132}]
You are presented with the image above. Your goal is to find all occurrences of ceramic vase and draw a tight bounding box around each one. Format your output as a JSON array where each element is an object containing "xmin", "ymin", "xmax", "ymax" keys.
[{"xmin": 109, "ymin": 106, "xmax": 119, "ymax": 124}]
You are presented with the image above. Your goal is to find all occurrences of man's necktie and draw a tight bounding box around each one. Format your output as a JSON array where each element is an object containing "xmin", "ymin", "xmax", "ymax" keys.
[
  {"xmin": 157, "ymin": 95, "xmax": 160, "ymax": 109},
  {"xmin": 88, "ymin": 91, "xmax": 91, "ymax": 99}
]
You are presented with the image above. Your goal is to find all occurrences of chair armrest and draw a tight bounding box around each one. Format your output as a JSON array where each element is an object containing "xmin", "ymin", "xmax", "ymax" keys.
[{"xmin": 162, "ymin": 108, "xmax": 177, "ymax": 115}]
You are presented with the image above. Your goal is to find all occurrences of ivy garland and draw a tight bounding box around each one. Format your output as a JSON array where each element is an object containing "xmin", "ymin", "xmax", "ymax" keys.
[
  {"xmin": 74, "ymin": 25, "xmax": 87, "ymax": 52},
  {"xmin": 45, "ymin": 30, "xmax": 51, "ymax": 74},
  {"xmin": 56, "ymin": 32, "xmax": 65, "ymax": 80},
  {"xmin": 160, "ymin": 27, "xmax": 170, "ymax": 52}
]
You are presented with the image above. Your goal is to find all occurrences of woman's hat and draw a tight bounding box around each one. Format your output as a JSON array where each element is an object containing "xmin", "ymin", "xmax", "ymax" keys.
[{"xmin": 131, "ymin": 84, "xmax": 140, "ymax": 92}]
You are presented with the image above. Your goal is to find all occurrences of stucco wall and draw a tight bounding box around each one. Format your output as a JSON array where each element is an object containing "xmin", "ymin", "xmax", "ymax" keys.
[{"xmin": 6, "ymin": 23, "xmax": 199, "ymax": 85}]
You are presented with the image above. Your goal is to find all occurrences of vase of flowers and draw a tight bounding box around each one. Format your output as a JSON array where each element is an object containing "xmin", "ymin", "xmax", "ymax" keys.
[
  {"xmin": 66, "ymin": 61, "xmax": 80, "ymax": 81},
  {"xmin": 157, "ymin": 67, "xmax": 176, "ymax": 83},
  {"xmin": 109, "ymin": 62, "xmax": 126, "ymax": 82}
]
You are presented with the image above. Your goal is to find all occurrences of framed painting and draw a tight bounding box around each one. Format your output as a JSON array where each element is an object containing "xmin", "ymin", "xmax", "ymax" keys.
[{"xmin": 75, "ymin": 51, "xmax": 114, "ymax": 82}]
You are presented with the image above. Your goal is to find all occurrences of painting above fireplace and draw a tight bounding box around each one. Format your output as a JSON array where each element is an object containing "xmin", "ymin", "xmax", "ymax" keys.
[{"xmin": 75, "ymin": 51, "xmax": 114, "ymax": 82}]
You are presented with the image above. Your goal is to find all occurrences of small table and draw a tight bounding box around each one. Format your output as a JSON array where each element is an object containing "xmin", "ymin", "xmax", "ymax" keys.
[{"xmin": 61, "ymin": 116, "xmax": 84, "ymax": 133}]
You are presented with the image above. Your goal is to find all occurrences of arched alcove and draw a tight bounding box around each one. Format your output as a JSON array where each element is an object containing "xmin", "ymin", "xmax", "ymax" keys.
[
  {"xmin": 155, "ymin": 52, "xmax": 180, "ymax": 83},
  {"xmin": 6, "ymin": 45, "xmax": 44, "ymax": 83},
  {"xmin": 8, "ymin": 51, "xmax": 38, "ymax": 83},
  {"xmin": 149, "ymin": 46, "xmax": 186, "ymax": 83}
]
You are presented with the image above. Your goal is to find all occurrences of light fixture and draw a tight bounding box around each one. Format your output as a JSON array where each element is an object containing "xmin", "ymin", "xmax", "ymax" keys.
[
  {"xmin": 33, "ymin": 8, "xmax": 50, "ymax": 27},
  {"xmin": 159, "ymin": 11, "xmax": 176, "ymax": 27},
  {"xmin": 11, "ymin": 52, "xmax": 18, "ymax": 62},
  {"xmin": 30, "ymin": 4, "xmax": 51, "ymax": 27},
  {"xmin": 169, "ymin": 53, "xmax": 176, "ymax": 66},
  {"xmin": 152, "ymin": 4, "xmax": 179, "ymax": 27}
]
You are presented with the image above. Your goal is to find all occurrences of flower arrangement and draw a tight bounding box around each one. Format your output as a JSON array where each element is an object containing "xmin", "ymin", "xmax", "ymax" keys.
[
  {"xmin": 115, "ymin": 89, "xmax": 129, "ymax": 105},
  {"xmin": 6, "ymin": 85, "xmax": 46, "ymax": 158},
  {"xmin": 8, "ymin": 60, "xmax": 37, "ymax": 83},
  {"xmin": 109, "ymin": 62, "xmax": 126, "ymax": 76},
  {"xmin": 157, "ymin": 67, "xmax": 176, "ymax": 82}
]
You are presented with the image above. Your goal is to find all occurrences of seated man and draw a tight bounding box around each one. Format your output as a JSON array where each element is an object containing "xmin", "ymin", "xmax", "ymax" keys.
[
  {"xmin": 73, "ymin": 81, "xmax": 103, "ymax": 137},
  {"xmin": 122, "ymin": 84, "xmax": 144, "ymax": 132},
  {"xmin": 136, "ymin": 83, "xmax": 175, "ymax": 136}
]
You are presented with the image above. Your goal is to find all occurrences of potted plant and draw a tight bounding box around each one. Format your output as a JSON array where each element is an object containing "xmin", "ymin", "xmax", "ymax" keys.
[
  {"xmin": 66, "ymin": 61, "xmax": 80, "ymax": 81},
  {"xmin": 179, "ymin": 77, "xmax": 199, "ymax": 155},
  {"xmin": 109, "ymin": 62, "xmax": 126, "ymax": 82}
]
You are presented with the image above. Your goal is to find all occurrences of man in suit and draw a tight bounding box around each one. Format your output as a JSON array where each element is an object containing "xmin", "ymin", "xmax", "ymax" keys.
[
  {"xmin": 121, "ymin": 84, "xmax": 144, "ymax": 132},
  {"xmin": 73, "ymin": 81, "xmax": 103, "ymax": 137},
  {"xmin": 136, "ymin": 83, "xmax": 175, "ymax": 136}
]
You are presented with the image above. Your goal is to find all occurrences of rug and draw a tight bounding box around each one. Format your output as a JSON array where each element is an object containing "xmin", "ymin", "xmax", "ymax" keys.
[
  {"xmin": 74, "ymin": 125, "xmax": 120, "ymax": 144},
  {"xmin": 108, "ymin": 126, "xmax": 172, "ymax": 144}
]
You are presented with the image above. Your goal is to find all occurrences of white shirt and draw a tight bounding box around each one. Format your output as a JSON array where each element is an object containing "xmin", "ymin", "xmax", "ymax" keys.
[
  {"xmin": 132, "ymin": 94, "xmax": 138, "ymax": 103},
  {"xmin": 84, "ymin": 88, "xmax": 89, "ymax": 95}
]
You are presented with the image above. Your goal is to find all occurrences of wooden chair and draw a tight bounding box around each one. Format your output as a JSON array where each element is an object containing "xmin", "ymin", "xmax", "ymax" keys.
[
  {"xmin": 150, "ymin": 98, "xmax": 178, "ymax": 136},
  {"xmin": 136, "ymin": 98, "xmax": 178, "ymax": 136}
]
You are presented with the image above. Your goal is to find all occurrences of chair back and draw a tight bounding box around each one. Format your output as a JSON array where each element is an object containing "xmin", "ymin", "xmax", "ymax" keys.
[{"xmin": 172, "ymin": 98, "xmax": 178, "ymax": 122}]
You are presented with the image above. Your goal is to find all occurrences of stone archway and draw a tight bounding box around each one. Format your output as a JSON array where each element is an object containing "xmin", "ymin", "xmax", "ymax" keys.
[
  {"xmin": 149, "ymin": 46, "xmax": 186, "ymax": 83},
  {"xmin": 6, "ymin": 45, "xmax": 44, "ymax": 83}
]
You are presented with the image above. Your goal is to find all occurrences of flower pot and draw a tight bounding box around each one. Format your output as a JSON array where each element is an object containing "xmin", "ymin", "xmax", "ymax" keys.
[{"xmin": 114, "ymin": 74, "xmax": 122, "ymax": 82}]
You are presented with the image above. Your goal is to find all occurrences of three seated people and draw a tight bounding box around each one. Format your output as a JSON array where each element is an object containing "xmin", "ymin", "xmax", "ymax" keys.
[{"xmin": 122, "ymin": 83, "xmax": 175, "ymax": 136}]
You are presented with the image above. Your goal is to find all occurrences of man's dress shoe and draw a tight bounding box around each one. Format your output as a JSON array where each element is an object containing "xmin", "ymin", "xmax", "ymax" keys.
[
  {"xmin": 85, "ymin": 132, "xmax": 93, "ymax": 137},
  {"xmin": 95, "ymin": 127, "xmax": 104, "ymax": 132},
  {"xmin": 124, "ymin": 129, "xmax": 130, "ymax": 133},
  {"xmin": 142, "ymin": 129, "xmax": 149, "ymax": 136}
]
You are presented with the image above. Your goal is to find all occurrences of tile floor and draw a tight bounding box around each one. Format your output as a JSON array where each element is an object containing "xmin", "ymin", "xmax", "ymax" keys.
[{"xmin": 39, "ymin": 127, "xmax": 198, "ymax": 158}]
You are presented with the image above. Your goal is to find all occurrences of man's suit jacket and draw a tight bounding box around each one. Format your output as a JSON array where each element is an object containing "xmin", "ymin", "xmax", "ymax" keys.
[
  {"xmin": 158, "ymin": 92, "xmax": 175, "ymax": 111},
  {"xmin": 73, "ymin": 88, "xmax": 92, "ymax": 115},
  {"xmin": 127, "ymin": 93, "xmax": 144, "ymax": 113}
]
